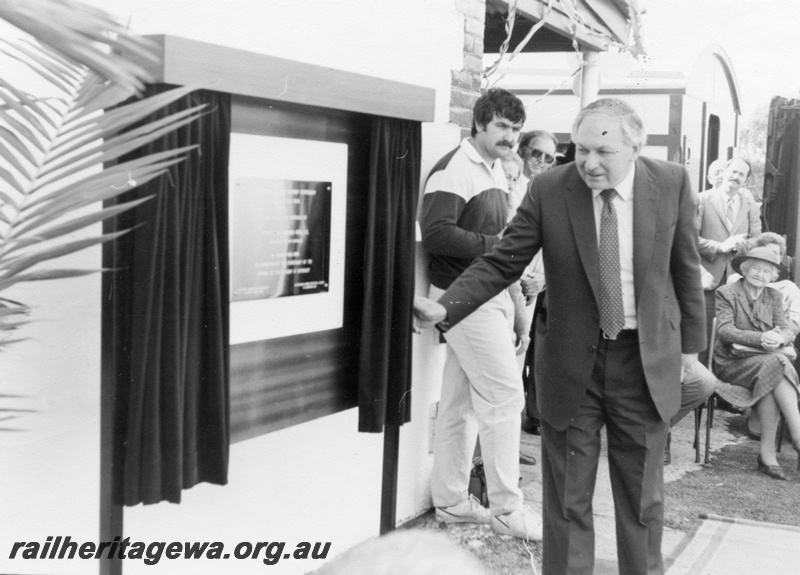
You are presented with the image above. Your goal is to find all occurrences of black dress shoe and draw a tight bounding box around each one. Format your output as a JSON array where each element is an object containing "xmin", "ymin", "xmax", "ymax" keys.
[
  {"xmin": 519, "ymin": 452, "xmax": 537, "ymax": 465},
  {"xmin": 521, "ymin": 416, "xmax": 541, "ymax": 435},
  {"xmin": 757, "ymin": 455, "xmax": 789, "ymax": 480}
]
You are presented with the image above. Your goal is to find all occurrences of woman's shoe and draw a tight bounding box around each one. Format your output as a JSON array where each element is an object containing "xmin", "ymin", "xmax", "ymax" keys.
[
  {"xmin": 792, "ymin": 440, "xmax": 800, "ymax": 470},
  {"xmin": 757, "ymin": 455, "xmax": 789, "ymax": 480}
]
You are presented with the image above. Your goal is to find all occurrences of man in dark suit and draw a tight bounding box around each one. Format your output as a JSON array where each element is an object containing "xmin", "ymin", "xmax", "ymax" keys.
[{"xmin": 414, "ymin": 98, "xmax": 706, "ymax": 575}]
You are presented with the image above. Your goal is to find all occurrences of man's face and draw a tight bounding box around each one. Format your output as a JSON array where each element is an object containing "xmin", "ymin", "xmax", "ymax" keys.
[
  {"xmin": 573, "ymin": 114, "xmax": 639, "ymax": 190},
  {"xmin": 523, "ymin": 135, "xmax": 557, "ymax": 178},
  {"xmin": 723, "ymin": 159, "xmax": 750, "ymax": 192},
  {"xmin": 474, "ymin": 114, "xmax": 523, "ymax": 161},
  {"xmin": 707, "ymin": 161, "xmax": 724, "ymax": 187},
  {"xmin": 742, "ymin": 260, "xmax": 778, "ymax": 289}
]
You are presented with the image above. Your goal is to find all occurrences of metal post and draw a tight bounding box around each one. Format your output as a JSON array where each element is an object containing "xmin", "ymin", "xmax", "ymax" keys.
[{"xmin": 580, "ymin": 51, "xmax": 601, "ymax": 108}]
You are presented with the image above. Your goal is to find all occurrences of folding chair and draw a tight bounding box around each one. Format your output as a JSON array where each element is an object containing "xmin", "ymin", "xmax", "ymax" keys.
[
  {"xmin": 693, "ymin": 318, "xmax": 717, "ymax": 463},
  {"xmin": 696, "ymin": 318, "xmax": 792, "ymax": 465}
]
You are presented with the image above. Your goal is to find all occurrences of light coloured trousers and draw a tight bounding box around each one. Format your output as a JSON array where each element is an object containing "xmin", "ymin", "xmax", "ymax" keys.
[{"xmin": 429, "ymin": 285, "xmax": 525, "ymax": 515}]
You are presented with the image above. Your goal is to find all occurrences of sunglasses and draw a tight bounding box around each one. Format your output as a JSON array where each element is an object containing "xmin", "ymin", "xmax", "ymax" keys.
[{"xmin": 527, "ymin": 148, "xmax": 555, "ymax": 165}]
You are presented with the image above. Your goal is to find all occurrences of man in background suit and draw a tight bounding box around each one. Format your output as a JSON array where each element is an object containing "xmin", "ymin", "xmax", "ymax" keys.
[
  {"xmin": 414, "ymin": 98, "xmax": 706, "ymax": 574},
  {"xmin": 697, "ymin": 156, "xmax": 761, "ymax": 363}
]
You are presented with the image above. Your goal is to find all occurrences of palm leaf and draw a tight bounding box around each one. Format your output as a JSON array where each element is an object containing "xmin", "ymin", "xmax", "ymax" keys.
[
  {"xmin": 0, "ymin": 0, "xmax": 158, "ymax": 93},
  {"xmin": 0, "ymin": 304, "xmax": 30, "ymax": 318},
  {"xmin": 17, "ymin": 151, "xmax": 192, "ymax": 220},
  {"xmin": 1, "ymin": 230, "xmax": 128, "ymax": 276},
  {"xmin": 1, "ymin": 197, "xmax": 150, "ymax": 260},
  {"xmin": 20, "ymin": 198, "xmax": 150, "ymax": 243},
  {"xmin": 47, "ymin": 103, "xmax": 204, "ymax": 170},
  {"xmin": 0, "ymin": 1, "xmax": 206, "ymax": 349},
  {"xmin": 0, "ymin": 125, "xmax": 38, "ymax": 164},
  {"xmin": 2, "ymin": 268, "xmax": 103, "ymax": 285},
  {"xmin": 36, "ymin": 106, "xmax": 204, "ymax": 185}
]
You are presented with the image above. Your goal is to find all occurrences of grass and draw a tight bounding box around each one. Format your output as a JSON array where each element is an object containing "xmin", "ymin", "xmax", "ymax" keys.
[{"xmin": 665, "ymin": 411, "xmax": 800, "ymax": 531}]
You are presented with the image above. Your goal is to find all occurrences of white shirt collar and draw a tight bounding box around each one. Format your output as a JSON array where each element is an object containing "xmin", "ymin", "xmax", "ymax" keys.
[
  {"xmin": 591, "ymin": 163, "xmax": 636, "ymax": 202},
  {"xmin": 461, "ymin": 138, "xmax": 497, "ymax": 171},
  {"xmin": 724, "ymin": 188, "xmax": 741, "ymax": 202}
]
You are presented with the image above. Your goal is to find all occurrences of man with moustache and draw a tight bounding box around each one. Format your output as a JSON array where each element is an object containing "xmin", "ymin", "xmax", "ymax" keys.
[
  {"xmin": 515, "ymin": 130, "xmax": 560, "ymax": 436},
  {"xmin": 415, "ymin": 98, "xmax": 705, "ymax": 574},
  {"xmin": 419, "ymin": 88, "xmax": 541, "ymax": 540},
  {"xmin": 697, "ymin": 156, "xmax": 761, "ymax": 364}
]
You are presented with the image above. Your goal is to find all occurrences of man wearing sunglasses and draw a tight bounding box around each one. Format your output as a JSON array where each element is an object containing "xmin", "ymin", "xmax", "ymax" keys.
[
  {"xmin": 518, "ymin": 130, "xmax": 558, "ymax": 180},
  {"xmin": 515, "ymin": 129, "xmax": 559, "ymax": 437}
]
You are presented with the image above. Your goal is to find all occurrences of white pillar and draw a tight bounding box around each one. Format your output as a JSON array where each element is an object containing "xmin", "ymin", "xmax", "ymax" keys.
[{"xmin": 579, "ymin": 51, "xmax": 601, "ymax": 108}]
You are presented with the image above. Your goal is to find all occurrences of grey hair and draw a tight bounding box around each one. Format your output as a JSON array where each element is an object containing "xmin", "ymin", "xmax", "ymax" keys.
[
  {"xmin": 571, "ymin": 98, "xmax": 647, "ymax": 149},
  {"xmin": 519, "ymin": 129, "xmax": 559, "ymax": 150},
  {"xmin": 753, "ymin": 232, "xmax": 788, "ymax": 257}
]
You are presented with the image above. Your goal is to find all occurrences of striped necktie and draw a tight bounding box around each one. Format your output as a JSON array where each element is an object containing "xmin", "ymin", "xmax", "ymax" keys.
[{"xmin": 725, "ymin": 195, "xmax": 735, "ymax": 227}]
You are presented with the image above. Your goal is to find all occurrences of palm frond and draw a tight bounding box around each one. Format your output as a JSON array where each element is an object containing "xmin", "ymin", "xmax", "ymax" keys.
[
  {"xmin": 0, "ymin": 299, "xmax": 30, "ymax": 348},
  {"xmin": 0, "ymin": 11, "xmax": 204, "ymax": 348},
  {"xmin": 0, "ymin": 0, "xmax": 159, "ymax": 94}
]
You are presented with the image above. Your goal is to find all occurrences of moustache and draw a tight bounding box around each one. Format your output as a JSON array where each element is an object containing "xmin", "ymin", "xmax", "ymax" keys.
[{"xmin": 497, "ymin": 140, "xmax": 515, "ymax": 148}]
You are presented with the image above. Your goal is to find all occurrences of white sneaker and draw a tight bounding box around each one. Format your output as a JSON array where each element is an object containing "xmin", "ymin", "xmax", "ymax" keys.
[
  {"xmin": 491, "ymin": 507, "xmax": 543, "ymax": 541},
  {"xmin": 435, "ymin": 495, "xmax": 491, "ymax": 524}
]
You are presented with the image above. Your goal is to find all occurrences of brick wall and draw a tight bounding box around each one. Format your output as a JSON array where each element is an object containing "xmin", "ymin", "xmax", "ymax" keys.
[{"xmin": 452, "ymin": 0, "xmax": 486, "ymax": 138}]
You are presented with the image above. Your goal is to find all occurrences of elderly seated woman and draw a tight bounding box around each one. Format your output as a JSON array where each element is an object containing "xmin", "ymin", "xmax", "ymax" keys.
[{"xmin": 714, "ymin": 246, "xmax": 800, "ymax": 480}]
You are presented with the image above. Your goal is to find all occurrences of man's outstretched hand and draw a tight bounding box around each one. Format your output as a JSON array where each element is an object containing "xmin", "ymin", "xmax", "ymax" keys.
[{"xmin": 413, "ymin": 296, "xmax": 447, "ymax": 334}]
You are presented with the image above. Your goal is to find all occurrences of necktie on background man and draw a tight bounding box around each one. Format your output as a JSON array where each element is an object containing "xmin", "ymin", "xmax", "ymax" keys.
[
  {"xmin": 598, "ymin": 188, "xmax": 624, "ymax": 339},
  {"xmin": 725, "ymin": 195, "xmax": 735, "ymax": 228}
]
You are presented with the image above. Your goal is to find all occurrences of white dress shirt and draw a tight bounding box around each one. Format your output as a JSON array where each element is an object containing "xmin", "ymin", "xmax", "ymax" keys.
[{"xmin": 592, "ymin": 165, "xmax": 637, "ymax": 329}]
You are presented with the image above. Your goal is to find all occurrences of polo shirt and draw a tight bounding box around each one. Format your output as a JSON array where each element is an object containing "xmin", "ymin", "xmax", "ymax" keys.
[{"xmin": 420, "ymin": 138, "xmax": 509, "ymax": 289}]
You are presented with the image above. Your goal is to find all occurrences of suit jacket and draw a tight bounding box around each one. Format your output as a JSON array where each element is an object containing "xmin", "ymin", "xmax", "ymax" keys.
[
  {"xmin": 697, "ymin": 188, "xmax": 761, "ymax": 288},
  {"xmin": 438, "ymin": 157, "xmax": 706, "ymax": 430}
]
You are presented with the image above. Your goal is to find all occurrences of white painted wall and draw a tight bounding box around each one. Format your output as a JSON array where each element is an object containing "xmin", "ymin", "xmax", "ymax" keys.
[
  {"xmin": 396, "ymin": 121, "xmax": 462, "ymax": 524},
  {"xmin": 0, "ymin": 243, "xmax": 101, "ymax": 575},
  {"xmin": 123, "ymin": 409, "xmax": 384, "ymax": 575},
  {"xmin": 2, "ymin": 2, "xmax": 469, "ymax": 574}
]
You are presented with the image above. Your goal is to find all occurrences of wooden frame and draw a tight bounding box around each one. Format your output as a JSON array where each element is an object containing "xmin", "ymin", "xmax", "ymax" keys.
[{"xmin": 130, "ymin": 35, "xmax": 436, "ymax": 123}]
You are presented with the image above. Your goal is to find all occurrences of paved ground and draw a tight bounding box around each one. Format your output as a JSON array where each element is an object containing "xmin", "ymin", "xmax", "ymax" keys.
[{"xmin": 404, "ymin": 411, "xmax": 741, "ymax": 574}]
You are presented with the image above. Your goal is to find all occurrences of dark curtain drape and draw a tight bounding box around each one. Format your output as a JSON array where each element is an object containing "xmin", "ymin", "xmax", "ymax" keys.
[
  {"xmin": 357, "ymin": 117, "xmax": 421, "ymax": 432},
  {"xmin": 764, "ymin": 105, "xmax": 800, "ymax": 254},
  {"xmin": 106, "ymin": 87, "xmax": 230, "ymax": 505}
]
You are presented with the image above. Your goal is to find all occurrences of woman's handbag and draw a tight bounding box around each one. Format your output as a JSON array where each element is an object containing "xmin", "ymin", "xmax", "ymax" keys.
[{"xmin": 731, "ymin": 342, "xmax": 797, "ymax": 360}]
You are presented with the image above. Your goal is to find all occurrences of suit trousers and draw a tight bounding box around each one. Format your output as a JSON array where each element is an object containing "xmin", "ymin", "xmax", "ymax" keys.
[
  {"xmin": 540, "ymin": 330, "xmax": 669, "ymax": 575},
  {"xmin": 429, "ymin": 285, "xmax": 525, "ymax": 515},
  {"xmin": 523, "ymin": 290, "xmax": 547, "ymax": 420},
  {"xmin": 670, "ymin": 359, "xmax": 717, "ymax": 428}
]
